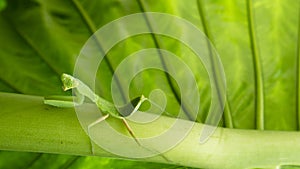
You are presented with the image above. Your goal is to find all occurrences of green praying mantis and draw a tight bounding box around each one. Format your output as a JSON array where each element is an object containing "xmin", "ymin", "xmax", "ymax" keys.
[{"xmin": 44, "ymin": 73, "xmax": 148, "ymax": 146}]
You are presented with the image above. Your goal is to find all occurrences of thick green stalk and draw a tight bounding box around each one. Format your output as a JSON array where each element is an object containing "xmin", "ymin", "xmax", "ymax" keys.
[{"xmin": 0, "ymin": 92, "xmax": 300, "ymax": 169}]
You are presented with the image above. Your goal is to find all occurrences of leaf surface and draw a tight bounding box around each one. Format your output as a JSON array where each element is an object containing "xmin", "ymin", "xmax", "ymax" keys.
[{"xmin": 0, "ymin": 0, "xmax": 299, "ymax": 168}]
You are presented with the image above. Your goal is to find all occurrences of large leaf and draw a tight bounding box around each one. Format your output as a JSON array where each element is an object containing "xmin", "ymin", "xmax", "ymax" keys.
[{"xmin": 0, "ymin": 0, "xmax": 299, "ymax": 168}]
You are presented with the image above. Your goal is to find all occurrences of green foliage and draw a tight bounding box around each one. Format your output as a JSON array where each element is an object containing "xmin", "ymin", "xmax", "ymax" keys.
[
  {"xmin": 0, "ymin": 152, "xmax": 179, "ymax": 169},
  {"xmin": 0, "ymin": 0, "xmax": 299, "ymax": 168},
  {"xmin": 0, "ymin": 0, "xmax": 5, "ymax": 11}
]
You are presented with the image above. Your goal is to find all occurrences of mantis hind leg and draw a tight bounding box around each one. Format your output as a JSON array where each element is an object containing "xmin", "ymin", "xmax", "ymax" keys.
[
  {"xmin": 124, "ymin": 95, "xmax": 148, "ymax": 118},
  {"xmin": 121, "ymin": 118, "xmax": 141, "ymax": 146},
  {"xmin": 88, "ymin": 114, "xmax": 110, "ymax": 132},
  {"xmin": 87, "ymin": 114, "xmax": 109, "ymax": 155},
  {"xmin": 121, "ymin": 117, "xmax": 170, "ymax": 161}
]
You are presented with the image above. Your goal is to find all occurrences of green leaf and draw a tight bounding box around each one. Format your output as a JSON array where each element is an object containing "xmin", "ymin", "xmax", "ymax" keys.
[
  {"xmin": 0, "ymin": 0, "xmax": 6, "ymax": 11},
  {"xmin": 0, "ymin": 0, "xmax": 300, "ymax": 168}
]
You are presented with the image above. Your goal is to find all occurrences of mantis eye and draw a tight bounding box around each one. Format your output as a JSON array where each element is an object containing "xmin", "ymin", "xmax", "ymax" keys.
[{"xmin": 61, "ymin": 73, "xmax": 79, "ymax": 91}]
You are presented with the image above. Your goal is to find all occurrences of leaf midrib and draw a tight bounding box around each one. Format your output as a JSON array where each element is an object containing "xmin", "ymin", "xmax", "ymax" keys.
[
  {"xmin": 247, "ymin": 0, "xmax": 265, "ymax": 130},
  {"xmin": 136, "ymin": 0, "xmax": 195, "ymax": 121},
  {"xmin": 296, "ymin": 1, "xmax": 300, "ymax": 130},
  {"xmin": 0, "ymin": 78, "xmax": 21, "ymax": 93},
  {"xmin": 71, "ymin": 0, "xmax": 127, "ymax": 103},
  {"xmin": 1, "ymin": 14, "xmax": 61, "ymax": 77},
  {"xmin": 196, "ymin": 0, "xmax": 233, "ymax": 128},
  {"xmin": 0, "ymin": 17, "xmax": 58, "ymax": 93},
  {"xmin": 22, "ymin": 153, "xmax": 42, "ymax": 169}
]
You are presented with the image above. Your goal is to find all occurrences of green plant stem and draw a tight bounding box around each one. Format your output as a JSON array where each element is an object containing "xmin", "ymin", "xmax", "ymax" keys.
[
  {"xmin": 296, "ymin": 1, "xmax": 300, "ymax": 130},
  {"xmin": 247, "ymin": 0, "xmax": 265, "ymax": 130},
  {"xmin": 1, "ymin": 92, "xmax": 300, "ymax": 169}
]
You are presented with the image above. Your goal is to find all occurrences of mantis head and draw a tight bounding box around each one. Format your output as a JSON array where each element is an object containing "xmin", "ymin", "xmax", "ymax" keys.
[{"xmin": 61, "ymin": 73, "xmax": 79, "ymax": 91}]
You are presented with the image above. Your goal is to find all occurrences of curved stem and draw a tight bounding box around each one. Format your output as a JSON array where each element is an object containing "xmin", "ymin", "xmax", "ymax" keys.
[
  {"xmin": 1, "ymin": 92, "xmax": 300, "ymax": 169},
  {"xmin": 246, "ymin": 0, "xmax": 265, "ymax": 130}
]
